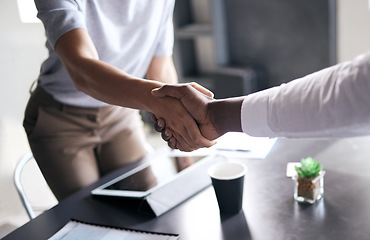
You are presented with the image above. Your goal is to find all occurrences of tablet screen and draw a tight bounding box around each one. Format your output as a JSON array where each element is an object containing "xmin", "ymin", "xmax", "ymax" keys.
[
  {"xmin": 92, "ymin": 152, "xmax": 206, "ymax": 197},
  {"xmin": 104, "ymin": 165, "xmax": 158, "ymax": 192}
]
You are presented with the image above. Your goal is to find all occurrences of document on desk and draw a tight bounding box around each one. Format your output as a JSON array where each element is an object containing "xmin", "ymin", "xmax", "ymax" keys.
[
  {"xmin": 170, "ymin": 132, "xmax": 277, "ymax": 159},
  {"xmin": 48, "ymin": 220, "xmax": 179, "ymax": 240}
]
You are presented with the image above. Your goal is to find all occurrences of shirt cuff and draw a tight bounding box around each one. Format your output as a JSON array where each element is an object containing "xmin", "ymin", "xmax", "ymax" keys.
[{"xmin": 241, "ymin": 88, "xmax": 278, "ymax": 137}]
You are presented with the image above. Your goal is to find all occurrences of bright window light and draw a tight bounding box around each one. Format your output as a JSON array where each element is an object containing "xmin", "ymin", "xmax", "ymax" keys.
[{"xmin": 16, "ymin": 0, "xmax": 40, "ymax": 23}]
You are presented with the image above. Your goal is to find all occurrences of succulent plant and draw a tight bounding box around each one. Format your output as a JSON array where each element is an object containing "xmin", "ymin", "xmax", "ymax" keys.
[{"xmin": 295, "ymin": 157, "xmax": 322, "ymax": 178}]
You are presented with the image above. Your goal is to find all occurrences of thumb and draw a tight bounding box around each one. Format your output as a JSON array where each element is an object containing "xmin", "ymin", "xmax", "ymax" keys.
[
  {"xmin": 151, "ymin": 85, "xmax": 187, "ymax": 99},
  {"xmin": 152, "ymin": 83, "xmax": 214, "ymax": 99},
  {"xmin": 189, "ymin": 82, "xmax": 214, "ymax": 98},
  {"xmin": 151, "ymin": 87, "xmax": 166, "ymax": 97}
]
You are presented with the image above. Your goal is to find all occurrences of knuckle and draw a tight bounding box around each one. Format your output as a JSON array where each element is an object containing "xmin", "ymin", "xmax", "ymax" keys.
[{"xmin": 191, "ymin": 138, "xmax": 203, "ymax": 148}]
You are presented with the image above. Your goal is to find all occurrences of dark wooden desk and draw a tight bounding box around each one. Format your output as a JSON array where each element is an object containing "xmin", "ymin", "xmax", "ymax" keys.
[{"xmin": 4, "ymin": 137, "xmax": 370, "ymax": 240}]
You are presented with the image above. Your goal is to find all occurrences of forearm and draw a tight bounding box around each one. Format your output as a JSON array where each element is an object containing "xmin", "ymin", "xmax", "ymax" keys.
[
  {"xmin": 146, "ymin": 56, "xmax": 178, "ymax": 84},
  {"xmin": 64, "ymin": 56, "xmax": 163, "ymax": 110},
  {"xmin": 55, "ymin": 28, "xmax": 163, "ymax": 111},
  {"xmin": 242, "ymin": 52, "xmax": 370, "ymax": 138}
]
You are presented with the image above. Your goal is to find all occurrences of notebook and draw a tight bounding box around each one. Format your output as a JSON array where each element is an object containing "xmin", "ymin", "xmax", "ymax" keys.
[{"xmin": 48, "ymin": 219, "xmax": 179, "ymax": 240}]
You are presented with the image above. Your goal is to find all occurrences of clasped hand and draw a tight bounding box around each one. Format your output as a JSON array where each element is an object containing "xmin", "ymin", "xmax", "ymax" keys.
[{"xmin": 151, "ymin": 82, "xmax": 222, "ymax": 151}]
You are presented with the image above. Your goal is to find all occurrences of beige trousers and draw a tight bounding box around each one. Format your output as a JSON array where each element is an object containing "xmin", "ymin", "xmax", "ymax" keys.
[{"xmin": 23, "ymin": 87, "xmax": 148, "ymax": 201}]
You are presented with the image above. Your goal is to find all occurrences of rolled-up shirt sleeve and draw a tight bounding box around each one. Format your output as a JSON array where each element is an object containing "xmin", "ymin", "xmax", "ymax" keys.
[
  {"xmin": 241, "ymin": 52, "xmax": 370, "ymax": 138},
  {"xmin": 35, "ymin": 0, "xmax": 86, "ymax": 49}
]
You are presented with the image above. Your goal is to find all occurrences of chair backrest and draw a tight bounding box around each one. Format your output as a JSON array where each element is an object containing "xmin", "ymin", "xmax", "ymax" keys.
[{"xmin": 13, "ymin": 152, "xmax": 36, "ymax": 219}]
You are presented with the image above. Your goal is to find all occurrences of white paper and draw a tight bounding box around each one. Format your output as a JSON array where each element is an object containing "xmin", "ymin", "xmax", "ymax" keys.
[
  {"xmin": 49, "ymin": 221, "xmax": 179, "ymax": 240},
  {"xmin": 170, "ymin": 132, "xmax": 277, "ymax": 159},
  {"xmin": 286, "ymin": 162, "xmax": 301, "ymax": 178}
]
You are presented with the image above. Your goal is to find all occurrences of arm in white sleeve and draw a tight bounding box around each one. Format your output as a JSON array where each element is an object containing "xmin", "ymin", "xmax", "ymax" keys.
[{"xmin": 241, "ymin": 52, "xmax": 370, "ymax": 138}]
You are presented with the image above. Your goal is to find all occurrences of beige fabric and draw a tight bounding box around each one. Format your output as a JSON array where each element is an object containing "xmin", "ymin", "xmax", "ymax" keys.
[{"xmin": 23, "ymin": 87, "xmax": 148, "ymax": 200}]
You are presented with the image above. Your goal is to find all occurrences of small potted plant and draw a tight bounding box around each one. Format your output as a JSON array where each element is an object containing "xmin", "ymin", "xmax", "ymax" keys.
[{"xmin": 293, "ymin": 157, "xmax": 325, "ymax": 204}]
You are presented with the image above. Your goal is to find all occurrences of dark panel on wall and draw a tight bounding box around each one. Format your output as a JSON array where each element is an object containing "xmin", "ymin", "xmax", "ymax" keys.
[{"xmin": 224, "ymin": 0, "xmax": 336, "ymax": 87}]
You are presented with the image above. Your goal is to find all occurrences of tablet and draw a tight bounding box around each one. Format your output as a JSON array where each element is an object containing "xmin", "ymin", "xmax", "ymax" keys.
[{"xmin": 91, "ymin": 148, "xmax": 215, "ymax": 198}]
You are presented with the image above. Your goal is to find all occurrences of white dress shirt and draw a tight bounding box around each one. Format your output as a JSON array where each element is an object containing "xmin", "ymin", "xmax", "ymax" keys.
[{"xmin": 241, "ymin": 52, "xmax": 370, "ymax": 138}]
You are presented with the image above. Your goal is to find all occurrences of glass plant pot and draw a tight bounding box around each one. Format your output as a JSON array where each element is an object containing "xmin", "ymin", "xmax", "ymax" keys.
[{"xmin": 292, "ymin": 171, "xmax": 325, "ymax": 204}]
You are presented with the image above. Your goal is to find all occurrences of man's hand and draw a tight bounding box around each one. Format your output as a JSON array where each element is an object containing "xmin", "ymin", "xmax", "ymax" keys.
[
  {"xmin": 151, "ymin": 83, "xmax": 223, "ymax": 149},
  {"xmin": 149, "ymin": 94, "xmax": 217, "ymax": 151}
]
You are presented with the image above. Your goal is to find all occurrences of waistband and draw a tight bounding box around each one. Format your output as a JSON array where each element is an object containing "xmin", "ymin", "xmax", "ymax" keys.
[{"xmin": 31, "ymin": 87, "xmax": 112, "ymax": 114}]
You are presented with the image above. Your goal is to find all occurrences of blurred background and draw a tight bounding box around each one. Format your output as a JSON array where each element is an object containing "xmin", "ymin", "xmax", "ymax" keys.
[{"xmin": 1, "ymin": 0, "xmax": 369, "ymax": 237}]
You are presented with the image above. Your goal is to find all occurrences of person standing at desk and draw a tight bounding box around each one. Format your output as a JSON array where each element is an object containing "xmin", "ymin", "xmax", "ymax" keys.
[
  {"xmin": 152, "ymin": 52, "xmax": 370, "ymax": 149},
  {"xmin": 23, "ymin": 0, "xmax": 214, "ymax": 201}
]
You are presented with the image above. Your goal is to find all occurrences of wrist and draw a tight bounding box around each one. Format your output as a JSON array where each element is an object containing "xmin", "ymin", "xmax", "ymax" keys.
[
  {"xmin": 209, "ymin": 97, "xmax": 244, "ymax": 135},
  {"xmin": 138, "ymin": 79, "xmax": 165, "ymax": 111}
]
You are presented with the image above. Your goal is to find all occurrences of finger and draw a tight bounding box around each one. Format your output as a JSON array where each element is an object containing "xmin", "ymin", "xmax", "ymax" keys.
[
  {"xmin": 170, "ymin": 137, "xmax": 185, "ymax": 151},
  {"xmin": 152, "ymin": 94, "xmax": 215, "ymax": 150},
  {"xmin": 189, "ymin": 82, "xmax": 214, "ymax": 98},
  {"xmin": 154, "ymin": 118, "xmax": 166, "ymax": 132},
  {"xmin": 167, "ymin": 137, "xmax": 177, "ymax": 149},
  {"xmin": 172, "ymin": 113, "xmax": 216, "ymax": 149},
  {"xmin": 175, "ymin": 142, "xmax": 186, "ymax": 152},
  {"xmin": 161, "ymin": 127, "xmax": 172, "ymax": 141},
  {"xmin": 181, "ymin": 120, "xmax": 217, "ymax": 149},
  {"xmin": 183, "ymin": 128, "xmax": 215, "ymax": 151},
  {"xmin": 172, "ymin": 129, "xmax": 195, "ymax": 152},
  {"xmin": 159, "ymin": 128, "xmax": 186, "ymax": 151},
  {"xmin": 150, "ymin": 114, "xmax": 157, "ymax": 122}
]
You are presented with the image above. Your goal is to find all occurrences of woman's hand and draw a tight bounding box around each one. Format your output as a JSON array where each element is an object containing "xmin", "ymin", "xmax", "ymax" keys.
[
  {"xmin": 149, "ymin": 94, "xmax": 216, "ymax": 151},
  {"xmin": 151, "ymin": 83, "xmax": 222, "ymax": 149}
]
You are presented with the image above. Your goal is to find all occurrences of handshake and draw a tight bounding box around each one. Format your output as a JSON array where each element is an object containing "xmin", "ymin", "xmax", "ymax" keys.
[{"xmin": 150, "ymin": 82, "xmax": 244, "ymax": 152}]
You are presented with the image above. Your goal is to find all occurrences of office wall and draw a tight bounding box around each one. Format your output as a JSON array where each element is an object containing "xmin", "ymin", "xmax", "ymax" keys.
[
  {"xmin": 224, "ymin": 0, "xmax": 335, "ymax": 87},
  {"xmin": 222, "ymin": 0, "xmax": 370, "ymax": 88},
  {"xmin": 337, "ymin": 0, "xmax": 370, "ymax": 62},
  {"xmin": 0, "ymin": 0, "xmax": 49, "ymax": 233}
]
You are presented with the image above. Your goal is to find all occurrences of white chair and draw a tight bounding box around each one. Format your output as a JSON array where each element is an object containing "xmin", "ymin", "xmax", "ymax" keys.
[
  {"xmin": 13, "ymin": 152, "xmax": 57, "ymax": 220},
  {"xmin": 13, "ymin": 152, "xmax": 36, "ymax": 219},
  {"xmin": 13, "ymin": 146, "xmax": 155, "ymax": 220}
]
